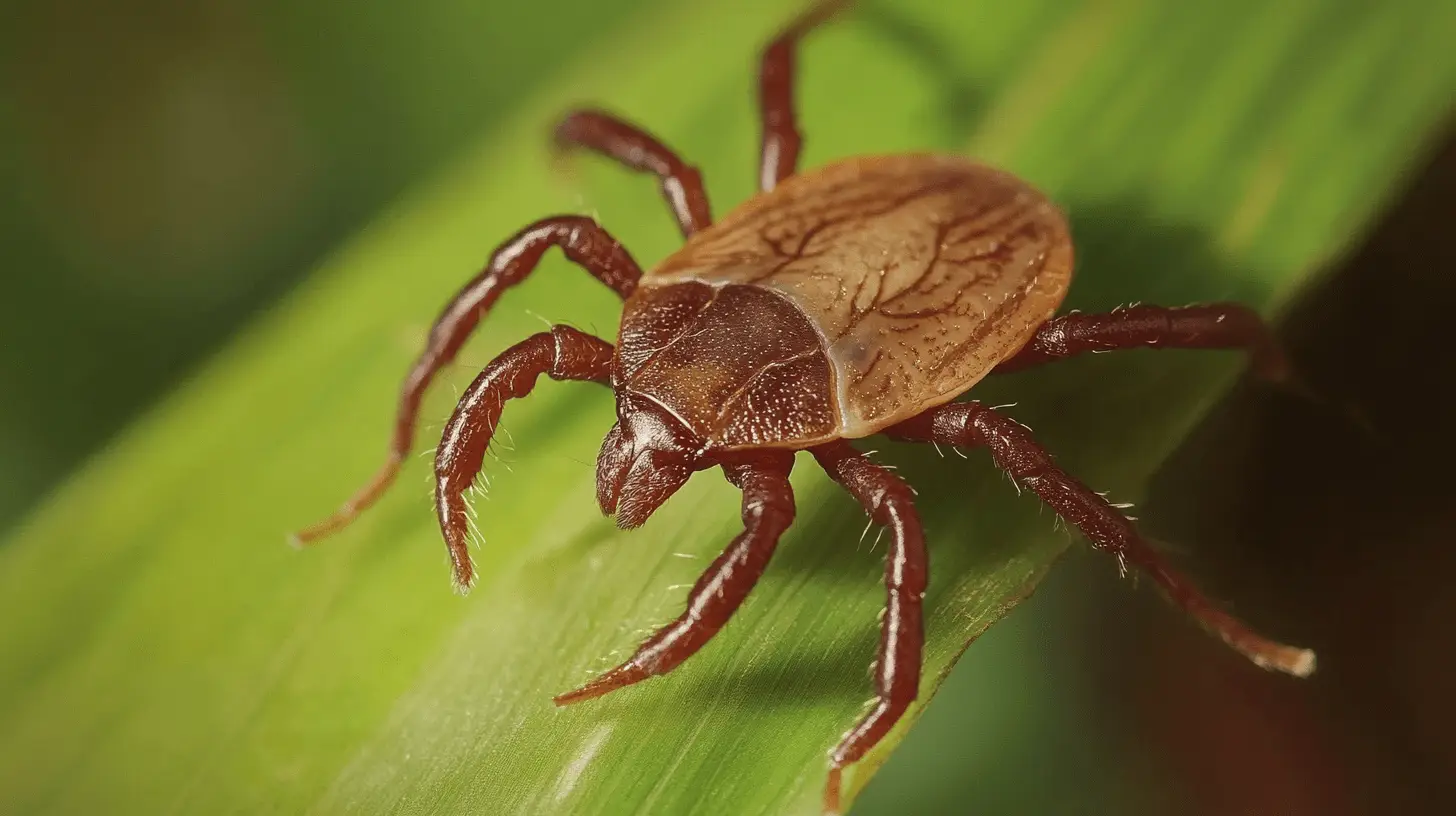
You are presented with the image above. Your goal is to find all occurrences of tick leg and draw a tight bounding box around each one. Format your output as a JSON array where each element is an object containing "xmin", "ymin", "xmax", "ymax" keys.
[
  {"xmin": 994, "ymin": 303, "xmax": 1289, "ymax": 381},
  {"xmin": 291, "ymin": 216, "xmax": 641, "ymax": 545},
  {"xmin": 809, "ymin": 440, "xmax": 927, "ymax": 816},
  {"xmin": 554, "ymin": 451, "xmax": 796, "ymax": 704},
  {"xmin": 555, "ymin": 109, "xmax": 712, "ymax": 238},
  {"xmin": 435, "ymin": 325, "xmax": 614, "ymax": 591},
  {"xmin": 888, "ymin": 402, "xmax": 1316, "ymax": 678},
  {"xmin": 758, "ymin": 0, "xmax": 850, "ymax": 191}
]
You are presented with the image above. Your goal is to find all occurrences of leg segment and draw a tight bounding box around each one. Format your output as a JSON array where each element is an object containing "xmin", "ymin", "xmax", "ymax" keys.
[
  {"xmin": 994, "ymin": 303, "xmax": 1289, "ymax": 380},
  {"xmin": 758, "ymin": 0, "xmax": 850, "ymax": 191},
  {"xmin": 291, "ymin": 216, "xmax": 641, "ymax": 545},
  {"xmin": 888, "ymin": 402, "xmax": 1316, "ymax": 677},
  {"xmin": 554, "ymin": 109, "xmax": 712, "ymax": 238},
  {"xmin": 553, "ymin": 450, "xmax": 797, "ymax": 704},
  {"xmin": 809, "ymin": 440, "xmax": 927, "ymax": 815},
  {"xmin": 435, "ymin": 325, "xmax": 615, "ymax": 591}
]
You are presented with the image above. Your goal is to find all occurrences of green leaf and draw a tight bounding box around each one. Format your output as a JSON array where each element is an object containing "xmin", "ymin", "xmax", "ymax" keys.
[{"xmin": 1, "ymin": 0, "xmax": 1450, "ymax": 813}]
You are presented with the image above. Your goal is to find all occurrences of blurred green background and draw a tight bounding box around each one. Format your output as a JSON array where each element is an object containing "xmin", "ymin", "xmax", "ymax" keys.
[
  {"xmin": 3, "ymin": 0, "xmax": 1453, "ymax": 813},
  {"xmin": 0, "ymin": 0, "xmax": 660, "ymax": 527}
]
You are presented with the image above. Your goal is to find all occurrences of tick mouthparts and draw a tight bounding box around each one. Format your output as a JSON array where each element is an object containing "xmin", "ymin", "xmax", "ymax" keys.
[
  {"xmin": 595, "ymin": 398, "xmax": 702, "ymax": 526},
  {"xmin": 595, "ymin": 422, "xmax": 631, "ymax": 517},
  {"xmin": 612, "ymin": 450, "xmax": 692, "ymax": 529}
]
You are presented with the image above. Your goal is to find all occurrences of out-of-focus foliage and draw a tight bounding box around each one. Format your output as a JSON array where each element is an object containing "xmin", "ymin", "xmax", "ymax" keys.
[{"xmin": 0, "ymin": 0, "xmax": 656, "ymax": 528}]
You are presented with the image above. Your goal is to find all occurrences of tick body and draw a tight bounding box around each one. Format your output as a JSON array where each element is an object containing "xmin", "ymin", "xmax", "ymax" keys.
[
  {"xmin": 294, "ymin": 2, "xmax": 1314, "ymax": 812},
  {"xmin": 628, "ymin": 154, "xmax": 1072, "ymax": 449}
]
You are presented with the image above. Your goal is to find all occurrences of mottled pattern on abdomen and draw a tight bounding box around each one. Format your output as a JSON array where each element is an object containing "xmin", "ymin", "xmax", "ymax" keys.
[{"xmin": 643, "ymin": 154, "xmax": 1073, "ymax": 439}]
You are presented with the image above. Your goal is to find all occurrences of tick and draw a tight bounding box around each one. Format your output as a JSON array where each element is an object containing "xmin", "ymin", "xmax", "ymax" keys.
[{"xmin": 294, "ymin": 1, "xmax": 1314, "ymax": 811}]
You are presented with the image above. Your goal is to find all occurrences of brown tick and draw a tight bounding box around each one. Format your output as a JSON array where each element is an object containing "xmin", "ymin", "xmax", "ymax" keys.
[{"xmin": 293, "ymin": 1, "xmax": 1315, "ymax": 811}]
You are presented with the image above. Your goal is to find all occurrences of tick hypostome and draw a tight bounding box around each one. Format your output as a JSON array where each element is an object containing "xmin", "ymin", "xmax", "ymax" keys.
[{"xmin": 292, "ymin": 0, "xmax": 1315, "ymax": 811}]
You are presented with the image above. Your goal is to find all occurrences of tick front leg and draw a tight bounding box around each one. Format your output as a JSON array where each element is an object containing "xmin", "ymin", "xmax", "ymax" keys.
[
  {"xmin": 291, "ymin": 216, "xmax": 641, "ymax": 545},
  {"xmin": 554, "ymin": 110, "xmax": 712, "ymax": 238},
  {"xmin": 758, "ymin": 0, "xmax": 850, "ymax": 191},
  {"xmin": 889, "ymin": 402, "xmax": 1316, "ymax": 678},
  {"xmin": 435, "ymin": 325, "xmax": 614, "ymax": 591},
  {"xmin": 994, "ymin": 303, "xmax": 1290, "ymax": 381},
  {"xmin": 554, "ymin": 451, "xmax": 796, "ymax": 704},
  {"xmin": 809, "ymin": 440, "xmax": 927, "ymax": 816}
]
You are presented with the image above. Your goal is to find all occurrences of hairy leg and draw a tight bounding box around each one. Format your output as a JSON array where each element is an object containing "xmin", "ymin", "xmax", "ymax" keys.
[
  {"xmin": 888, "ymin": 401, "xmax": 1315, "ymax": 677},
  {"xmin": 554, "ymin": 109, "xmax": 712, "ymax": 238},
  {"xmin": 292, "ymin": 216, "xmax": 641, "ymax": 544},
  {"xmin": 994, "ymin": 303, "xmax": 1289, "ymax": 380},
  {"xmin": 758, "ymin": 0, "xmax": 850, "ymax": 191},
  {"xmin": 435, "ymin": 325, "xmax": 615, "ymax": 591},
  {"xmin": 994, "ymin": 304, "xmax": 1386, "ymax": 439},
  {"xmin": 809, "ymin": 439, "xmax": 927, "ymax": 815},
  {"xmin": 553, "ymin": 450, "xmax": 797, "ymax": 703}
]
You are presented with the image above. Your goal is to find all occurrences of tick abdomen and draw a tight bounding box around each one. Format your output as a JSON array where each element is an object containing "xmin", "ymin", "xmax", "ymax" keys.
[{"xmin": 623, "ymin": 153, "xmax": 1075, "ymax": 448}]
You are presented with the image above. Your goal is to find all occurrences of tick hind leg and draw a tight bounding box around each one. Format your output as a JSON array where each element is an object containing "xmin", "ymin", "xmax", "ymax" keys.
[
  {"xmin": 553, "ymin": 451, "xmax": 796, "ymax": 704},
  {"xmin": 888, "ymin": 402, "xmax": 1316, "ymax": 678},
  {"xmin": 291, "ymin": 216, "xmax": 642, "ymax": 545},
  {"xmin": 554, "ymin": 110, "xmax": 712, "ymax": 238},
  {"xmin": 993, "ymin": 303, "xmax": 1290, "ymax": 380},
  {"xmin": 435, "ymin": 325, "xmax": 615, "ymax": 591},
  {"xmin": 809, "ymin": 440, "xmax": 928, "ymax": 816},
  {"xmin": 758, "ymin": 0, "xmax": 851, "ymax": 191}
]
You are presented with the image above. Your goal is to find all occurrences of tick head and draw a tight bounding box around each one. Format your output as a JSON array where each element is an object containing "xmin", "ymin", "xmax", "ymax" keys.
[{"xmin": 595, "ymin": 392, "xmax": 702, "ymax": 528}]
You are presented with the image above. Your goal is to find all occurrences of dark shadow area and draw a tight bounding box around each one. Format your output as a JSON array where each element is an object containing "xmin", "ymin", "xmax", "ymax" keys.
[
  {"xmin": 676, "ymin": 624, "xmax": 883, "ymax": 712},
  {"xmin": 1116, "ymin": 125, "xmax": 1456, "ymax": 816}
]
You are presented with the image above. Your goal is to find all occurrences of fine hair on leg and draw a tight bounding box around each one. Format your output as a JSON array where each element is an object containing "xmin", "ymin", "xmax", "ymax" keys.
[
  {"xmin": 809, "ymin": 439, "xmax": 928, "ymax": 815},
  {"xmin": 434, "ymin": 325, "xmax": 615, "ymax": 591},
  {"xmin": 994, "ymin": 303, "xmax": 1289, "ymax": 380},
  {"xmin": 555, "ymin": 451, "xmax": 797, "ymax": 704},
  {"xmin": 292, "ymin": 216, "xmax": 641, "ymax": 545},
  {"xmin": 888, "ymin": 401, "xmax": 1315, "ymax": 677}
]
